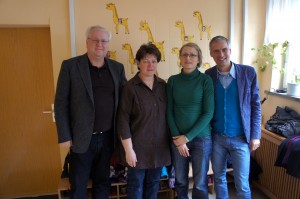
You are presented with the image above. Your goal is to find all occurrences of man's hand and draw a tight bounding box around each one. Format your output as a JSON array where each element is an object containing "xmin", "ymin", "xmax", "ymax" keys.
[
  {"xmin": 60, "ymin": 140, "xmax": 72, "ymax": 148},
  {"xmin": 250, "ymin": 139, "xmax": 260, "ymax": 152}
]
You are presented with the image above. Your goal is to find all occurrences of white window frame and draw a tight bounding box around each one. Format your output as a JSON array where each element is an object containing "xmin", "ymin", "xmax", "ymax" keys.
[{"xmin": 264, "ymin": 0, "xmax": 300, "ymax": 89}]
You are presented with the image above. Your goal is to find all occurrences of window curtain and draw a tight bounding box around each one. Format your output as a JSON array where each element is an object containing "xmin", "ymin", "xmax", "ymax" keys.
[{"xmin": 264, "ymin": 0, "xmax": 300, "ymax": 86}]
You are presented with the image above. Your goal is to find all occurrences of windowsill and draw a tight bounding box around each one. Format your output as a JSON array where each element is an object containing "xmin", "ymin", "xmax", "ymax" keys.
[{"xmin": 264, "ymin": 90, "xmax": 300, "ymax": 102}]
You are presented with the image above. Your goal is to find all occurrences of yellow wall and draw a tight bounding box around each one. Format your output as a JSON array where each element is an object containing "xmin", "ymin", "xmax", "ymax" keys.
[
  {"xmin": 73, "ymin": 0, "xmax": 230, "ymax": 79},
  {"xmin": 2, "ymin": 0, "xmax": 297, "ymax": 170}
]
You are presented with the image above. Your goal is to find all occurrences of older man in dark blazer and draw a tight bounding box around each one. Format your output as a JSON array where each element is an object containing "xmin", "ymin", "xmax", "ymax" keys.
[{"xmin": 54, "ymin": 25, "xmax": 126, "ymax": 199}]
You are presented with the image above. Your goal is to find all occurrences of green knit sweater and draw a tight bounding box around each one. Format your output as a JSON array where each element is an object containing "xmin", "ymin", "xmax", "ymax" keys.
[{"xmin": 167, "ymin": 69, "xmax": 214, "ymax": 141}]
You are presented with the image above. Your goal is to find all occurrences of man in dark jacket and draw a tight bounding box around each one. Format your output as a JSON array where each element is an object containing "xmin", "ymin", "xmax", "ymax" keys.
[{"xmin": 54, "ymin": 25, "xmax": 126, "ymax": 199}]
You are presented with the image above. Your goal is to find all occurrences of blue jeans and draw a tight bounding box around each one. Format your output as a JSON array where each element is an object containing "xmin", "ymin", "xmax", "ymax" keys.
[
  {"xmin": 172, "ymin": 136, "xmax": 212, "ymax": 199},
  {"xmin": 212, "ymin": 133, "xmax": 251, "ymax": 199},
  {"xmin": 126, "ymin": 167, "xmax": 162, "ymax": 199}
]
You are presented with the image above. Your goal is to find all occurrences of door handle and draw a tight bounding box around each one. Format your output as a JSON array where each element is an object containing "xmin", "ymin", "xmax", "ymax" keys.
[{"xmin": 42, "ymin": 104, "xmax": 55, "ymax": 122}]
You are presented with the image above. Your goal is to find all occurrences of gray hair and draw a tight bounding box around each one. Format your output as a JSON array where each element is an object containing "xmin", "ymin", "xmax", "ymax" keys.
[
  {"xmin": 209, "ymin": 35, "xmax": 231, "ymax": 50},
  {"xmin": 85, "ymin": 25, "xmax": 112, "ymax": 41}
]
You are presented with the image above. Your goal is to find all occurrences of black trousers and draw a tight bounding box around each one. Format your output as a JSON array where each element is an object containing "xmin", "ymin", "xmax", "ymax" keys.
[{"xmin": 69, "ymin": 132, "xmax": 114, "ymax": 199}]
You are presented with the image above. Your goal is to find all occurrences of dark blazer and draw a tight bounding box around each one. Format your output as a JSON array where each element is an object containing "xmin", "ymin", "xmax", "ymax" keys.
[
  {"xmin": 54, "ymin": 54, "xmax": 127, "ymax": 153},
  {"xmin": 205, "ymin": 62, "xmax": 261, "ymax": 143}
]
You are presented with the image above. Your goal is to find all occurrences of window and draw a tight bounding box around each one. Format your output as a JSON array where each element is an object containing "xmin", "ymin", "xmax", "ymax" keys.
[{"xmin": 264, "ymin": 0, "xmax": 300, "ymax": 89}]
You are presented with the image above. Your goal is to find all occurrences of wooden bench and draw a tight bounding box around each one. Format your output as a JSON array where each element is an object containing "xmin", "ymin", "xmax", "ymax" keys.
[{"xmin": 57, "ymin": 178, "xmax": 174, "ymax": 199}]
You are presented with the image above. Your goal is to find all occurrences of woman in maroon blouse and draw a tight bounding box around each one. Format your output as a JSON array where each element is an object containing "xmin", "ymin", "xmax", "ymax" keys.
[{"xmin": 117, "ymin": 43, "xmax": 171, "ymax": 199}]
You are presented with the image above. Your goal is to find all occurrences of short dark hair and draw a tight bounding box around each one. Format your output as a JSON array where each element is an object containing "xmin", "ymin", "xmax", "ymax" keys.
[
  {"xmin": 135, "ymin": 43, "xmax": 161, "ymax": 62},
  {"xmin": 209, "ymin": 35, "xmax": 230, "ymax": 50},
  {"xmin": 179, "ymin": 42, "xmax": 202, "ymax": 67}
]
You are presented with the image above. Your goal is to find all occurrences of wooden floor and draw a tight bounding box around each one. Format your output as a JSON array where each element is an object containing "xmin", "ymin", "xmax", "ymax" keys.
[{"xmin": 13, "ymin": 196, "xmax": 58, "ymax": 199}]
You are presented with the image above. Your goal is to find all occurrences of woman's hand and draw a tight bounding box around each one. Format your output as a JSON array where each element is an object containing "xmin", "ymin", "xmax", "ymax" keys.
[
  {"xmin": 125, "ymin": 149, "xmax": 138, "ymax": 167},
  {"xmin": 177, "ymin": 144, "xmax": 190, "ymax": 157},
  {"xmin": 121, "ymin": 137, "xmax": 137, "ymax": 167},
  {"xmin": 172, "ymin": 135, "xmax": 189, "ymax": 146}
]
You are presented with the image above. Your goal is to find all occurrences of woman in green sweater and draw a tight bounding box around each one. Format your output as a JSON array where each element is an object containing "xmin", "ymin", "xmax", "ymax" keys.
[{"xmin": 167, "ymin": 42, "xmax": 214, "ymax": 199}]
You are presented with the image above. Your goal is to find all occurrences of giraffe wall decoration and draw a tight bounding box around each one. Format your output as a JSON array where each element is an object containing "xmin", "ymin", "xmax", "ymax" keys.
[
  {"xmin": 202, "ymin": 62, "xmax": 211, "ymax": 70},
  {"xmin": 122, "ymin": 43, "xmax": 135, "ymax": 74},
  {"xmin": 139, "ymin": 20, "xmax": 166, "ymax": 61},
  {"xmin": 106, "ymin": 3, "xmax": 130, "ymax": 34},
  {"xmin": 175, "ymin": 21, "xmax": 194, "ymax": 45},
  {"xmin": 102, "ymin": 4, "xmax": 214, "ymax": 75},
  {"xmin": 193, "ymin": 11, "xmax": 212, "ymax": 40},
  {"xmin": 106, "ymin": 51, "xmax": 117, "ymax": 60},
  {"xmin": 203, "ymin": 25, "xmax": 212, "ymax": 40},
  {"xmin": 171, "ymin": 47, "xmax": 181, "ymax": 72}
]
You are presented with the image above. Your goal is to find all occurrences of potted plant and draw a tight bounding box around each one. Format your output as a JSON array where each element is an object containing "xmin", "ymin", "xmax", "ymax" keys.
[
  {"xmin": 287, "ymin": 70, "xmax": 300, "ymax": 97},
  {"xmin": 251, "ymin": 41, "xmax": 289, "ymax": 72},
  {"xmin": 252, "ymin": 41, "xmax": 290, "ymax": 91}
]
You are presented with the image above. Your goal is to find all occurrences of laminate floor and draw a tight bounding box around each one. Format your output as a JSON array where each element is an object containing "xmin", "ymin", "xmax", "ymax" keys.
[
  {"xmin": 13, "ymin": 183, "xmax": 269, "ymax": 199},
  {"xmin": 206, "ymin": 183, "xmax": 269, "ymax": 199}
]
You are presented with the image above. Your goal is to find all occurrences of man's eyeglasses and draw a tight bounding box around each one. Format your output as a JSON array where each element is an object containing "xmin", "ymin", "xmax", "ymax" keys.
[
  {"xmin": 88, "ymin": 38, "xmax": 109, "ymax": 44},
  {"xmin": 180, "ymin": 54, "xmax": 198, "ymax": 58}
]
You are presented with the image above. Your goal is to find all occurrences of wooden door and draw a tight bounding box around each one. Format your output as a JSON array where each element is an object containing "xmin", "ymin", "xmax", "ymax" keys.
[{"xmin": 0, "ymin": 28, "xmax": 61, "ymax": 197}]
